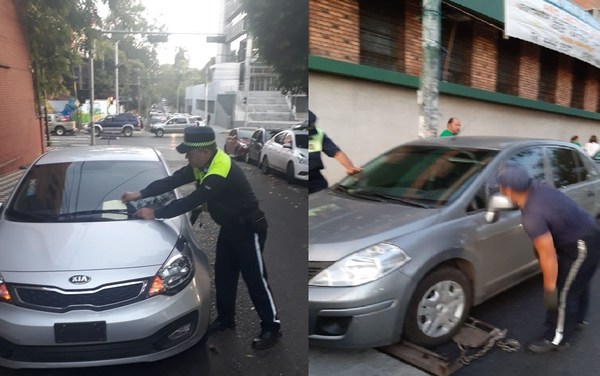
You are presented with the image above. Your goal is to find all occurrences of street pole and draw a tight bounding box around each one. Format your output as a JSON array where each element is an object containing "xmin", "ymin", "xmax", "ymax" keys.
[
  {"xmin": 204, "ymin": 65, "xmax": 208, "ymax": 120},
  {"xmin": 115, "ymin": 40, "xmax": 119, "ymax": 114},
  {"xmin": 243, "ymin": 36, "xmax": 252, "ymax": 127},
  {"xmin": 90, "ymin": 42, "xmax": 95, "ymax": 146},
  {"xmin": 418, "ymin": 0, "xmax": 441, "ymax": 139}
]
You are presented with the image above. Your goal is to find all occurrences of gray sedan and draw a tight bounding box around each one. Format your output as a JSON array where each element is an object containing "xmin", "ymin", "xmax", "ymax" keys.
[
  {"xmin": 309, "ymin": 137, "xmax": 600, "ymax": 348},
  {"xmin": 0, "ymin": 146, "xmax": 210, "ymax": 368}
]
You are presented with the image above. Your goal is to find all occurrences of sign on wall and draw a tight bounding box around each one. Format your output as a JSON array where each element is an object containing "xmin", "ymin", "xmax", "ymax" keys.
[{"xmin": 505, "ymin": 0, "xmax": 600, "ymax": 68}]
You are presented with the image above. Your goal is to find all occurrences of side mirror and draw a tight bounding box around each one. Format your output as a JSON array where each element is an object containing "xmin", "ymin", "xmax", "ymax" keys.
[
  {"xmin": 485, "ymin": 192, "xmax": 517, "ymax": 223},
  {"xmin": 283, "ymin": 143, "xmax": 292, "ymax": 149}
]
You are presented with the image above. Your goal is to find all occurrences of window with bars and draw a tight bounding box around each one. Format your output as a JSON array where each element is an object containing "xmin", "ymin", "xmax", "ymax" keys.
[
  {"xmin": 496, "ymin": 37, "xmax": 520, "ymax": 96},
  {"xmin": 441, "ymin": 15, "xmax": 473, "ymax": 86},
  {"xmin": 570, "ymin": 60, "xmax": 587, "ymax": 110},
  {"xmin": 538, "ymin": 49, "xmax": 558, "ymax": 103},
  {"xmin": 359, "ymin": 0, "xmax": 404, "ymax": 71}
]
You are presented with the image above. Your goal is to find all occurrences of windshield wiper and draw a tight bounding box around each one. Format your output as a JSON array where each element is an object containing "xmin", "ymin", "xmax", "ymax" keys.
[
  {"xmin": 347, "ymin": 190, "xmax": 431, "ymax": 208},
  {"xmin": 56, "ymin": 209, "xmax": 132, "ymax": 220},
  {"xmin": 6, "ymin": 209, "xmax": 57, "ymax": 222}
]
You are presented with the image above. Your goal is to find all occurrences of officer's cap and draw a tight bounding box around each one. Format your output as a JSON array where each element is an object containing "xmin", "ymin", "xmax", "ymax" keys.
[{"xmin": 176, "ymin": 126, "xmax": 216, "ymax": 153}]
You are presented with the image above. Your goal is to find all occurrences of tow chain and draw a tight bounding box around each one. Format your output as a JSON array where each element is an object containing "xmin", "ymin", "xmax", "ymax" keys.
[{"xmin": 457, "ymin": 328, "xmax": 521, "ymax": 365}]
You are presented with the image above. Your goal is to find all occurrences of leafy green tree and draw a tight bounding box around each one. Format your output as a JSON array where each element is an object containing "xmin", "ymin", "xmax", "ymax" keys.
[{"xmin": 242, "ymin": 0, "xmax": 307, "ymax": 94}]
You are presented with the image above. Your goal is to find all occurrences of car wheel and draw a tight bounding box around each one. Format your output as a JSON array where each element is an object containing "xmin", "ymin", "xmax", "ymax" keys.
[
  {"xmin": 156, "ymin": 129, "xmax": 164, "ymax": 137},
  {"xmin": 94, "ymin": 126, "xmax": 101, "ymax": 137},
  {"xmin": 261, "ymin": 156, "xmax": 270, "ymax": 174},
  {"xmin": 123, "ymin": 127, "xmax": 133, "ymax": 137},
  {"xmin": 245, "ymin": 152, "xmax": 251, "ymax": 164},
  {"xmin": 286, "ymin": 162, "xmax": 295, "ymax": 183},
  {"xmin": 403, "ymin": 266, "xmax": 472, "ymax": 347},
  {"xmin": 54, "ymin": 126, "xmax": 65, "ymax": 136}
]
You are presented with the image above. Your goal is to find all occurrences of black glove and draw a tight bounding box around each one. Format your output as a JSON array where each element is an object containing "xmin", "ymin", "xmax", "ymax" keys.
[{"xmin": 544, "ymin": 289, "xmax": 558, "ymax": 310}]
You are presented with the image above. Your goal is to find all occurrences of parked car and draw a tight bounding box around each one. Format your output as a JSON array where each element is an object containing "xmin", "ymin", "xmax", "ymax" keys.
[
  {"xmin": 190, "ymin": 116, "xmax": 206, "ymax": 127},
  {"xmin": 90, "ymin": 113, "xmax": 142, "ymax": 137},
  {"xmin": 0, "ymin": 146, "xmax": 210, "ymax": 368},
  {"xmin": 224, "ymin": 127, "xmax": 258, "ymax": 160},
  {"xmin": 46, "ymin": 113, "xmax": 76, "ymax": 136},
  {"xmin": 245, "ymin": 127, "xmax": 283, "ymax": 165},
  {"xmin": 308, "ymin": 136, "xmax": 600, "ymax": 349},
  {"xmin": 150, "ymin": 116, "xmax": 195, "ymax": 137},
  {"xmin": 259, "ymin": 127, "xmax": 309, "ymax": 183}
]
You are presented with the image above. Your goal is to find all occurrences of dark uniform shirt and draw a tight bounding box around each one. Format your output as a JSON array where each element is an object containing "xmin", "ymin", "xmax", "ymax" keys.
[
  {"xmin": 521, "ymin": 182, "xmax": 595, "ymax": 258},
  {"xmin": 140, "ymin": 150, "xmax": 258, "ymax": 226}
]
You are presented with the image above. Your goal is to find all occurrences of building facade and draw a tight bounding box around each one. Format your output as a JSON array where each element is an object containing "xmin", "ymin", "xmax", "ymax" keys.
[
  {"xmin": 309, "ymin": 0, "xmax": 600, "ymax": 183},
  {"xmin": 0, "ymin": 0, "xmax": 44, "ymax": 175}
]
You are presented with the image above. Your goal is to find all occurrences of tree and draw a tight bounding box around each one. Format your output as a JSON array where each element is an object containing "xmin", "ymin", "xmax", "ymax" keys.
[{"xmin": 242, "ymin": 0, "xmax": 307, "ymax": 94}]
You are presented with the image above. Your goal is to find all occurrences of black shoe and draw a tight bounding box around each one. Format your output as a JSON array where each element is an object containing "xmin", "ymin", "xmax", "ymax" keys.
[
  {"xmin": 576, "ymin": 321, "xmax": 589, "ymax": 331},
  {"xmin": 526, "ymin": 338, "xmax": 569, "ymax": 353},
  {"xmin": 208, "ymin": 319, "xmax": 235, "ymax": 333},
  {"xmin": 251, "ymin": 329, "xmax": 282, "ymax": 350}
]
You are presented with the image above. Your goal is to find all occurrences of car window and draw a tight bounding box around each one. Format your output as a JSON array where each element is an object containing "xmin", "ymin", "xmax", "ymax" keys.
[
  {"xmin": 239, "ymin": 129, "xmax": 254, "ymax": 138},
  {"xmin": 295, "ymin": 134, "xmax": 308, "ymax": 149},
  {"xmin": 6, "ymin": 161, "xmax": 173, "ymax": 222},
  {"xmin": 176, "ymin": 118, "xmax": 188, "ymax": 124},
  {"xmin": 229, "ymin": 129, "xmax": 237, "ymax": 136},
  {"xmin": 508, "ymin": 147, "xmax": 545, "ymax": 182},
  {"xmin": 251, "ymin": 130, "xmax": 261, "ymax": 141},
  {"xmin": 337, "ymin": 145, "xmax": 497, "ymax": 206},
  {"xmin": 548, "ymin": 147, "xmax": 588, "ymax": 187},
  {"xmin": 274, "ymin": 132, "xmax": 286, "ymax": 144}
]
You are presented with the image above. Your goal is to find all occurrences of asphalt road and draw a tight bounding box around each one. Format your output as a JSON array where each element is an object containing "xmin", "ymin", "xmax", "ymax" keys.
[{"xmin": 2, "ymin": 129, "xmax": 308, "ymax": 376}]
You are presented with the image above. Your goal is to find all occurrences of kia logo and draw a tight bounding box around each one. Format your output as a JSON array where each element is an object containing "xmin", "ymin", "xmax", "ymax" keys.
[{"xmin": 69, "ymin": 275, "xmax": 91, "ymax": 284}]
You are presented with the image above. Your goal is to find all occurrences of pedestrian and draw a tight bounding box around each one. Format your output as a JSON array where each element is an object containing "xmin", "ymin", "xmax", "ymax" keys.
[
  {"xmin": 584, "ymin": 135, "xmax": 599, "ymax": 157},
  {"xmin": 206, "ymin": 113, "xmax": 211, "ymax": 125},
  {"xmin": 308, "ymin": 110, "xmax": 361, "ymax": 194},
  {"xmin": 439, "ymin": 117, "xmax": 461, "ymax": 137},
  {"xmin": 497, "ymin": 162, "xmax": 600, "ymax": 353},
  {"xmin": 570, "ymin": 135, "xmax": 581, "ymax": 147},
  {"xmin": 121, "ymin": 126, "xmax": 281, "ymax": 350}
]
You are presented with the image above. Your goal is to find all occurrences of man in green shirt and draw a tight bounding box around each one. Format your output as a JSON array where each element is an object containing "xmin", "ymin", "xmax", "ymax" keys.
[{"xmin": 440, "ymin": 117, "xmax": 461, "ymax": 137}]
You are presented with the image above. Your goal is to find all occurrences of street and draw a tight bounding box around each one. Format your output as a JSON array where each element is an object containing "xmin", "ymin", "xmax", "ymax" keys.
[{"xmin": 1, "ymin": 129, "xmax": 308, "ymax": 376}]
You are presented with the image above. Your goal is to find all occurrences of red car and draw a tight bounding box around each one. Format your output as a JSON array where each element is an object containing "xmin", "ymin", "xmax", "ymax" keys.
[{"xmin": 224, "ymin": 127, "xmax": 258, "ymax": 160}]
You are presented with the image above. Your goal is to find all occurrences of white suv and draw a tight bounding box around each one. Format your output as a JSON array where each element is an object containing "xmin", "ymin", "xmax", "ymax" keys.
[{"xmin": 259, "ymin": 127, "xmax": 309, "ymax": 183}]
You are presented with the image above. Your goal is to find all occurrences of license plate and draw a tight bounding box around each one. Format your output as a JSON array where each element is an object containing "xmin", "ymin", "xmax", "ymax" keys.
[{"xmin": 54, "ymin": 321, "xmax": 107, "ymax": 343}]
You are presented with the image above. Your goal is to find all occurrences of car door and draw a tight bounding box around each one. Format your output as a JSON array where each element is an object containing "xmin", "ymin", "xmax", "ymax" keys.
[
  {"xmin": 164, "ymin": 117, "xmax": 178, "ymax": 133},
  {"xmin": 225, "ymin": 129, "xmax": 237, "ymax": 155},
  {"xmin": 250, "ymin": 129, "xmax": 262, "ymax": 161},
  {"xmin": 271, "ymin": 131, "xmax": 290, "ymax": 170},
  {"xmin": 547, "ymin": 146, "xmax": 599, "ymax": 216},
  {"xmin": 474, "ymin": 146, "xmax": 546, "ymax": 297}
]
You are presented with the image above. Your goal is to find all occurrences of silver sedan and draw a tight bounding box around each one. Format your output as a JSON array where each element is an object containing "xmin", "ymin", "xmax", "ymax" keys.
[{"xmin": 0, "ymin": 146, "xmax": 210, "ymax": 369}]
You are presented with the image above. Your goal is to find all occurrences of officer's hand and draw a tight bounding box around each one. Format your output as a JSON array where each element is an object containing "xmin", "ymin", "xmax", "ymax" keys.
[
  {"xmin": 121, "ymin": 191, "xmax": 141, "ymax": 203},
  {"xmin": 135, "ymin": 208, "xmax": 155, "ymax": 219},
  {"xmin": 346, "ymin": 166, "xmax": 362, "ymax": 175},
  {"xmin": 544, "ymin": 288, "xmax": 558, "ymax": 310}
]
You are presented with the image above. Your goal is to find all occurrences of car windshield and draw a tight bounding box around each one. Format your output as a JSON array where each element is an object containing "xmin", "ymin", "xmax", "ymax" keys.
[
  {"xmin": 335, "ymin": 145, "xmax": 497, "ymax": 207},
  {"xmin": 6, "ymin": 160, "xmax": 175, "ymax": 222},
  {"xmin": 295, "ymin": 134, "xmax": 308, "ymax": 149}
]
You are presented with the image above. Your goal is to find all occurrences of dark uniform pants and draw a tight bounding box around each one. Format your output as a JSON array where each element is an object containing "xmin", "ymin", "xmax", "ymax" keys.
[
  {"xmin": 309, "ymin": 170, "xmax": 328, "ymax": 194},
  {"xmin": 545, "ymin": 227, "xmax": 600, "ymax": 344},
  {"xmin": 215, "ymin": 224, "xmax": 280, "ymax": 332}
]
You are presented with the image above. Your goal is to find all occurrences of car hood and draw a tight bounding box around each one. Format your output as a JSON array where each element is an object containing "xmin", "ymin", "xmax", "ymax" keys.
[
  {"xmin": 309, "ymin": 190, "xmax": 441, "ymax": 261},
  {"xmin": 0, "ymin": 219, "xmax": 182, "ymax": 272}
]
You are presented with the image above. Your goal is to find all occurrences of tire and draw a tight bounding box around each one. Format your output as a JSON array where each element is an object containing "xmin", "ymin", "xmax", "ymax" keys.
[
  {"xmin": 123, "ymin": 127, "xmax": 133, "ymax": 137},
  {"xmin": 245, "ymin": 152, "xmax": 251, "ymax": 164},
  {"xmin": 260, "ymin": 156, "xmax": 270, "ymax": 174},
  {"xmin": 54, "ymin": 126, "xmax": 65, "ymax": 136},
  {"xmin": 156, "ymin": 129, "xmax": 165, "ymax": 137},
  {"xmin": 94, "ymin": 126, "xmax": 101, "ymax": 137},
  {"xmin": 403, "ymin": 266, "xmax": 472, "ymax": 347},
  {"xmin": 286, "ymin": 162, "xmax": 295, "ymax": 183}
]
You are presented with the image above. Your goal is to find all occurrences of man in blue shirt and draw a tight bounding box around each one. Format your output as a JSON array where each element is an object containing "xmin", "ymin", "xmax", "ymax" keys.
[{"xmin": 497, "ymin": 163, "xmax": 600, "ymax": 353}]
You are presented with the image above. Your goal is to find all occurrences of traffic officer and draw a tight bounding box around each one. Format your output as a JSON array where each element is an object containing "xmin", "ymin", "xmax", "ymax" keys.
[
  {"xmin": 121, "ymin": 126, "xmax": 281, "ymax": 350},
  {"xmin": 497, "ymin": 163, "xmax": 600, "ymax": 353},
  {"xmin": 308, "ymin": 110, "xmax": 361, "ymax": 194}
]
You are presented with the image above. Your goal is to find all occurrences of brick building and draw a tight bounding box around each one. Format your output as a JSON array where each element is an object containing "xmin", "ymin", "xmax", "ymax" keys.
[
  {"xmin": 309, "ymin": 0, "xmax": 600, "ymax": 183},
  {"xmin": 0, "ymin": 0, "xmax": 44, "ymax": 175}
]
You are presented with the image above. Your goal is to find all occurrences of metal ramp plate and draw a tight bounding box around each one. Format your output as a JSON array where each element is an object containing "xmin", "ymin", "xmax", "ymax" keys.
[{"xmin": 377, "ymin": 317, "xmax": 500, "ymax": 376}]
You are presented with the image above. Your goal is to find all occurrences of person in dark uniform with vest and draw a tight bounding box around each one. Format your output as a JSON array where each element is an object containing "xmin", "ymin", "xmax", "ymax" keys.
[
  {"xmin": 497, "ymin": 163, "xmax": 600, "ymax": 353},
  {"xmin": 308, "ymin": 110, "xmax": 361, "ymax": 194},
  {"xmin": 121, "ymin": 126, "xmax": 281, "ymax": 350}
]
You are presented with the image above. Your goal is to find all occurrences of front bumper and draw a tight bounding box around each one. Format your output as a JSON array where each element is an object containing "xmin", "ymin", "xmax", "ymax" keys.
[
  {"xmin": 0, "ymin": 275, "xmax": 210, "ymax": 369},
  {"xmin": 308, "ymin": 271, "xmax": 414, "ymax": 348}
]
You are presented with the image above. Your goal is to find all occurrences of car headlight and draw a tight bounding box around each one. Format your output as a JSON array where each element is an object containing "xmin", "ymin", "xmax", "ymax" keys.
[
  {"xmin": 0, "ymin": 274, "xmax": 12, "ymax": 303},
  {"xmin": 309, "ymin": 243, "xmax": 410, "ymax": 287},
  {"xmin": 148, "ymin": 237, "xmax": 194, "ymax": 297},
  {"xmin": 296, "ymin": 153, "xmax": 308, "ymax": 165}
]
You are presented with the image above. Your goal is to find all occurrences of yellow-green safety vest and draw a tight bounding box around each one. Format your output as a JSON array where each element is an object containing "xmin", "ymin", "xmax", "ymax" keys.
[
  {"xmin": 193, "ymin": 149, "xmax": 231, "ymax": 183},
  {"xmin": 309, "ymin": 128, "xmax": 324, "ymax": 153}
]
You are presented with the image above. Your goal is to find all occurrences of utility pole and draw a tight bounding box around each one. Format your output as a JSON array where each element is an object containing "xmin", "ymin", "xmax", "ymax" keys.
[
  {"xmin": 418, "ymin": 0, "xmax": 442, "ymax": 138},
  {"xmin": 243, "ymin": 36, "xmax": 252, "ymax": 127},
  {"xmin": 115, "ymin": 40, "xmax": 119, "ymax": 114},
  {"xmin": 204, "ymin": 65, "xmax": 209, "ymax": 119},
  {"xmin": 90, "ymin": 41, "xmax": 96, "ymax": 146}
]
